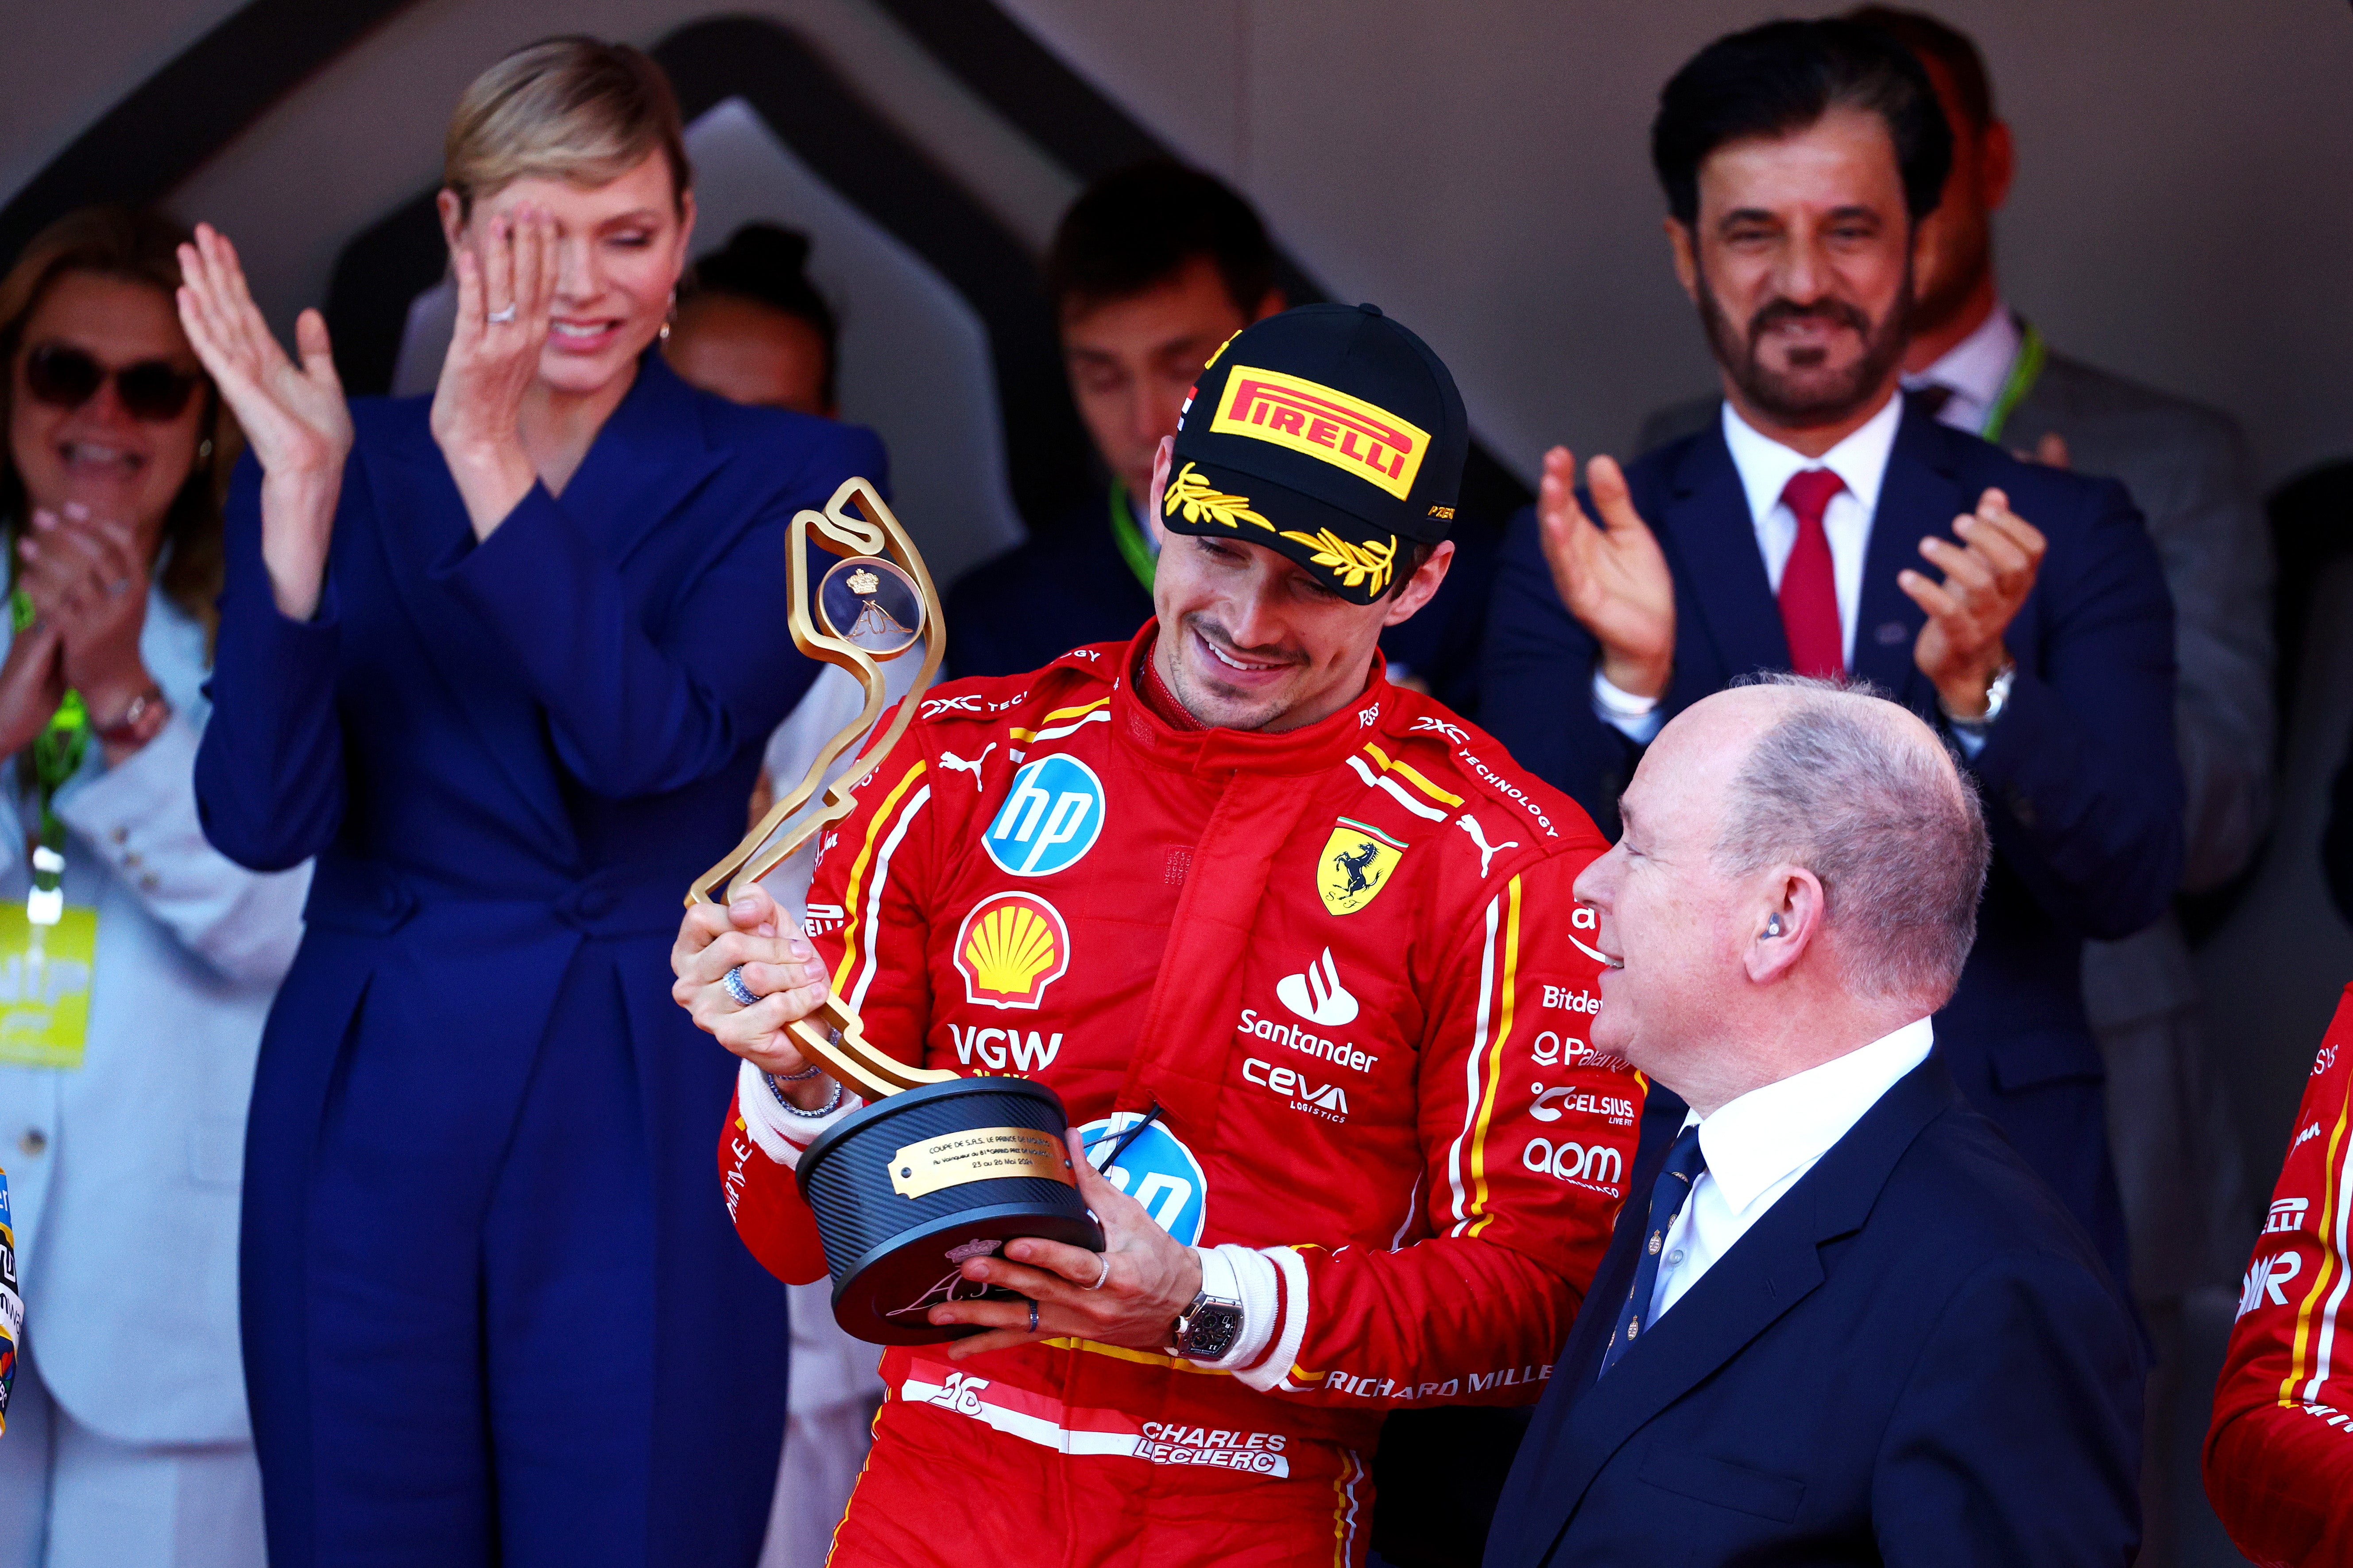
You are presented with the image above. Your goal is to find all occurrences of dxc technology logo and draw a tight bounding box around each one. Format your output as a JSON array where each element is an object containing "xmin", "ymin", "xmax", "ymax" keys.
[{"xmin": 983, "ymin": 755, "xmax": 1106, "ymax": 877}]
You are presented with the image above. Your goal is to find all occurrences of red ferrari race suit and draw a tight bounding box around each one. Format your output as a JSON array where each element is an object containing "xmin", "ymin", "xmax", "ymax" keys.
[
  {"xmin": 2205, "ymin": 982, "xmax": 2353, "ymax": 1566},
  {"xmin": 716, "ymin": 630, "xmax": 1641, "ymax": 1567}
]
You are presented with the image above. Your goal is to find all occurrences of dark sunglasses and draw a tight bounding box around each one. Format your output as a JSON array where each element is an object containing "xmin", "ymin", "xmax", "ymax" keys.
[{"xmin": 22, "ymin": 342, "xmax": 203, "ymax": 422}]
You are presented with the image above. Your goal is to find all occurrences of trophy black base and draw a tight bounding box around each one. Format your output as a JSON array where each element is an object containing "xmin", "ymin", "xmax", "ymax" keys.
[{"xmin": 798, "ymin": 1076, "xmax": 1104, "ymax": 1346}]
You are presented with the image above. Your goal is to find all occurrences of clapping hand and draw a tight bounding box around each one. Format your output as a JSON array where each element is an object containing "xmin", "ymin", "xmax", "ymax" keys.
[
  {"xmin": 932, "ymin": 1128, "xmax": 1204, "ymax": 1361},
  {"xmin": 176, "ymin": 224, "xmax": 351, "ymax": 619},
  {"xmin": 430, "ymin": 206, "xmax": 558, "ymax": 538},
  {"xmin": 15, "ymin": 505, "xmax": 153, "ymax": 722},
  {"xmin": 1535, "ymin": 448, "xmax": 1676, "ymax": 699},
  {"xmin": 1898, "ymin": 487, "xmax": 2044, "ymax": 718}
]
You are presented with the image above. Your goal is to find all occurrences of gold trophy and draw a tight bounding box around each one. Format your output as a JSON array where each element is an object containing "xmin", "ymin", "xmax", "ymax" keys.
[{"xmin": 689, "ymin": 479, "xmax": 1100, "ymax": 1344}]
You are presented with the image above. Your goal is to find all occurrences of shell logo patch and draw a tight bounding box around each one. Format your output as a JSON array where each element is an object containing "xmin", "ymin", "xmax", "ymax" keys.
[
  {"xmin": 953, "ymin": 891, "xmax": 1071, "ymax": 1010},
  {"xmin": 1319, "ymin": 817, "xmax": 1406, "ymax": 916},
  {"xmin": 1211, "ymin": 363, "xmax": 1429, "ymax": 500}
]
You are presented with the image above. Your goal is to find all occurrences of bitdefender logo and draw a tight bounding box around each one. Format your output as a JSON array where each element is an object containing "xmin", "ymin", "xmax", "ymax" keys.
[{"xmin": 1277, "ymin": 948, "xmax": 1358, "ymax": 1026}]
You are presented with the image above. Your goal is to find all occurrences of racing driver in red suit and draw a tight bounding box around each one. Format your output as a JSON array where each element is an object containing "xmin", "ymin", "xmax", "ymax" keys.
[
  {"xmin": 2205, "ymin": 981, "xmax": 2353, "ymax": 1565},
  {"xmin": 672, "ymin": 305, "xmax": 1641, "ymax": 1565}
]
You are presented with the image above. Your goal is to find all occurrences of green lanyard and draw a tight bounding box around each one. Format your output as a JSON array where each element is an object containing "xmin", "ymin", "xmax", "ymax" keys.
[
  {"xmin": 1978, "ymin": 319, "xmax": 2047, "ymax": 446},
  {"xmin": 8, "ymin": 584, "xmax": 87, "ymax": 922},
  {"xmin": 1107, "ymin": 482, "xmax": 1157, "ymax": 595}
]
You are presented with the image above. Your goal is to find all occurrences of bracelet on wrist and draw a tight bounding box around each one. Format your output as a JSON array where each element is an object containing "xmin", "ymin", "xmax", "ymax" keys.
[
  {"xmin": 768, "ymin": 1073, "xmax": 844, "ymax": 1119},
  {"xmin": 773, "ymin": 1062, "xmax": 823, "ymax": 1081},
  {"xmin": 94, "ymin": 685, "xmax": 169, "ymax": 747}
]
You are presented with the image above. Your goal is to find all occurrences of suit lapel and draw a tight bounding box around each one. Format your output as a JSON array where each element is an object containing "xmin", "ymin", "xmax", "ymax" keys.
[
  {"xmin": 1654, "ymin": 422, "xmax": 1791, "ymax": 686},
  {"xmin": 1850, "ymin": 403, "xmax": 1966, "ymax": 701},
  {"xmin": 1523, "ymin": 1059, "xmax": 1961, "ymax": 1560},
  {"xmin": 361, "ymin": 355, "xmax": 725, "ymax": 855},
  {"xmin": 556, "ymin": 352, "xmax": 730, "ymax": 565}
]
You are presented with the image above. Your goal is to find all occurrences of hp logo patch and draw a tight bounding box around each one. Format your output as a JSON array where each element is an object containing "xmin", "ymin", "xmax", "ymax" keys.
[
  {"xmin": 1075, "ymin": 1112, "xmax": 1207, "ymax": 1245},
  {"xmin": 983, "ymin": 755, "xmax": 1106, "ymax": 877}
]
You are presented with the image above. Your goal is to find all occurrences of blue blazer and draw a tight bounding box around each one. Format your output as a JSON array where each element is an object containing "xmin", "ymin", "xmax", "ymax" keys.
[
  {"xmin": 195, "ymin": 352, "xmax": 883, "ymax": 1560},
  {"xmin": 1484, "ymin": 1057, "xmax": 2146, "ymax": 1567},
  {"xmin": 1479, "ymin": 399, "xmax": 2181, "ymax": 1285}
]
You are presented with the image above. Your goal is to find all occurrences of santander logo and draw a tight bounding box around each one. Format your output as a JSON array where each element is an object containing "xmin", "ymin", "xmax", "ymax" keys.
[{"xmin": 1277, "ymin": 948, "xmax": 1358, "ymax": 1027}]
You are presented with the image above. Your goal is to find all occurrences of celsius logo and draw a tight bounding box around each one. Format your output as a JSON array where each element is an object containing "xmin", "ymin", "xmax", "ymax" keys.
[
  {"xmin": 953, "ymin": 892, "xmax": 1070, "ymax": 1010},
  {"xmin": 1277, "ymin": 948, "xmax": 1358, "ymax": 1026},
  {"xmin": 1528, "ymin": 1083, "xmax": 1637, "ymax": 1126},
  {"xmin": 983, "ymin": 755, "xmax": 1106, "ymax": 877},
  {"xmin": 1075, "ymin": 1112, "xmax": 1207, "ymax": 1244}
]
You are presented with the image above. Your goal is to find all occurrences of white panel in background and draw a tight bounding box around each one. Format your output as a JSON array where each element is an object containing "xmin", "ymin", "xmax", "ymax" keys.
[{"xmin": 392, "ymin": 96, "xmax": 1025, "ymax": 590}]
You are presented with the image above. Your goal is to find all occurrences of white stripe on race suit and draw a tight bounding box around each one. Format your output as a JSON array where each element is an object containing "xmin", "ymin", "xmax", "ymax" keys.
[
  {"xmin": 1344, "ymin": 754, "xmax": 1449, "ymax": 822},
  {"xmin": 2303, "ymin": 1129, "xmax": 2353, "ymax": 1402},
  {"xmin": 849, "ymin": 784, "xmax": 930, "ymax": 1012},
  {"xmin": 1029, "ymin": 709, "xmax": 1111, "ymax": 744},
  {"xmin": 1445, "ymin": 893, "xmax": 1503, "ymax": 1236},
  {"xmin": 897, "ymin": 1371, "xmax": 1291, "ymax": 1477}
]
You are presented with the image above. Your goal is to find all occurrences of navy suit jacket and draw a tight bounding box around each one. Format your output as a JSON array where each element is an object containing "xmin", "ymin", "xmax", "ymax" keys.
[
  {"xmin": 195, "ymin": 352, "xmax": 884, "ymax": 1561},
  {"xmin": 1479, "ymin": 399, "xmax": 2181, "ymax": 1285},
  {"xmin": 1484, "ymin": 1057, "xmax": 2146, "ymax": 1567}
]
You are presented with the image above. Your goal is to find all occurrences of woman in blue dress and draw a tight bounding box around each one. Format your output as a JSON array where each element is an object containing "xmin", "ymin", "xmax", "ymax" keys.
[{"xmin": 177, "ymin": 39, "xmax": 880, "ymax": 1568}]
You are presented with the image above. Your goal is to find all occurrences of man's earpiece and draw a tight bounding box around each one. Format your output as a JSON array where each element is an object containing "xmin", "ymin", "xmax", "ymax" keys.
[{"xmin": 1765, "ymin": 915, "xmax": 1784, "ymax": 938}]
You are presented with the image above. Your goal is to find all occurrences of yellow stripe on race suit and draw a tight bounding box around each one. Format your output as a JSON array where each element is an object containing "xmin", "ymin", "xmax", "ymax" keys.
[
  {"xmin": 1329, "ymin": 1448, "xmax": 1366, "ymax": 1567},
  {"xmin": 2284, "ymin": 1074, "xmax": 2353, "ymax": 1406},
  {"xmin": 1009, "ymin": 698, "xmax": 1109, "ymax": 744},
  {"xmin": 1466, "ymin": 877, "xmax": 1523, "ymax": 1238},
  {"xmin": 1361, "ymin": 742, "xmax": 1465, "ymax": 809},
  {"xmin": 1043, "ymin": 1338, "xmax": 1228, "ymax": 1377},
  {"xmin": 831, "ymin": 760, "xmax": 929, "ymax": 994}
]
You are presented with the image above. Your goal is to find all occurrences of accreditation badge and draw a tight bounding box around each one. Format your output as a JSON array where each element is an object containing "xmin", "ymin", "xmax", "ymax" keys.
[
  {"xmin": 1, "ymin": 1164, "xmax": 20, "ymax": 1433},
  {"xmin": 0, "ymin": 904, "xmax": 97, "ymax": 1070}
]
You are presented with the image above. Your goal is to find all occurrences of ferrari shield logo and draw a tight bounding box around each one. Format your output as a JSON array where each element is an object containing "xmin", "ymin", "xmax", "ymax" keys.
[{"xmin": 1319, "ymin": 817, "xmax": 1406, "ymax": 915}]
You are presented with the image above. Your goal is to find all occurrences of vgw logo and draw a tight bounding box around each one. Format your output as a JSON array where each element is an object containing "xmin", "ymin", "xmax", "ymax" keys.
[
  {"xmin": 983, "ymin": 755, "xmax": 1106, "ymax": 877},
  {"xmin": 1074, "ymin": 1112, "xmax": 1207, "ymax": 1245}
]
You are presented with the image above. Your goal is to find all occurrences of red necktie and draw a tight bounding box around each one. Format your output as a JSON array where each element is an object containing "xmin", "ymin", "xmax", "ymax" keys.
[{"xmin": 1777, "ymin": 468, "xmax": 1846, "ymax": 679}]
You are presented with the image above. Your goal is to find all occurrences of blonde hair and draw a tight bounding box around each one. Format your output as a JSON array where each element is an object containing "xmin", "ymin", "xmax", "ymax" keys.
[{"xmin": 443, "ymin": 36, "xmax": 691, "ymax": 219}]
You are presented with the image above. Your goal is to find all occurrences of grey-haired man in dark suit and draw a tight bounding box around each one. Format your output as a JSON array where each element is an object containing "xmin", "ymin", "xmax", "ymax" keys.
[{"xmin": 1635, "ymin": 11, "xmax": 2272, "ymax": 1562}]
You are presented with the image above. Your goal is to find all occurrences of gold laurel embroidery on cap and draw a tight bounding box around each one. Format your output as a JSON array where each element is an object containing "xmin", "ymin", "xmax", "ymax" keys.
[
  {"xmin": 1280, "ymin": 528, "xmax": 1397, "ymax": 595},
  {"xmin": 1164, "ymin": 462, "xmax": 1273, "ymax": 532}
]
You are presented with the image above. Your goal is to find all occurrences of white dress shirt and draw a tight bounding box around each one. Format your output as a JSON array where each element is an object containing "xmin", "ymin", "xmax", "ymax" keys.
[
  {"xmin": 1592, "ymin": 390, "xmax": 1904, "ymax": 741},
  {"xmin": 1648, "ymin": 1016, "xmax": 1935, "ymax": 1325},
  {"xmin": 1900, "ymin": 303, "xmax": 2021, "ymax": 437}
]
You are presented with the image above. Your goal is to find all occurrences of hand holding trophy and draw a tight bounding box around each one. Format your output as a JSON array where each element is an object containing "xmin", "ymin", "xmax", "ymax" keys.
[{"xmin": 686, "ymin": 479, "xmax": 1102, "ymax": 1344}]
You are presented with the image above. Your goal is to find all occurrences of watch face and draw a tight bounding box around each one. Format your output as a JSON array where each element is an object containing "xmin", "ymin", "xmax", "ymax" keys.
[{"xmin": 1182, "ymin": 1302, "xmax": 1244, "ymax": 1361}]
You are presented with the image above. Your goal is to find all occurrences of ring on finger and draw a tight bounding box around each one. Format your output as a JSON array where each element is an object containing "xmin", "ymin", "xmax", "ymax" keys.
[
  {"xmin": 1084, "ymin": 1253, "xmax": 1110, "ymax": 1290},
  {"xmin": 486, "ymin": 304, "xmax": 518, "ymax": 325},
  {"xmin": 722, "ymin": 966, "xmax": 759, "ymax": 1008},
  {"xmin": 1027, "ymin": 1298, "xmax": 1039, "ymax": 1334}
]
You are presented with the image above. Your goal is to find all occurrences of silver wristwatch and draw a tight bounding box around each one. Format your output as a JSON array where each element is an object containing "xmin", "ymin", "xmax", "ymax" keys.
[
  {"xmin": 1168, "ymin": 1289, "xmax": 1245, "ymax": 1362},
  {"xmin": 1943, "ymin": 659, "xmax": 2016, "ymax": 733}
]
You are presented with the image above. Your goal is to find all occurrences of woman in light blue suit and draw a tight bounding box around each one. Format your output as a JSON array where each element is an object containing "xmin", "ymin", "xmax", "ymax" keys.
[
  {"xmin": 178, "ymin": 39, "xmax": 876, "ymax": 1568},
  {"xmin": 0, "ymin": 209, "xmax": 308, "ymax": 1567}
]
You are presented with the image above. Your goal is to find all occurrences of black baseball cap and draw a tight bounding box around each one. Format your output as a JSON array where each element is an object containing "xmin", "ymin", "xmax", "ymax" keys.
[{"xmin": 1163, "ymin": 303, "xmax": 1467, "ymax": 605}]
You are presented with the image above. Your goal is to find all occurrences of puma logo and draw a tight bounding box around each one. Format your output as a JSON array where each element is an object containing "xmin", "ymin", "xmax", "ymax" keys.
[
  {"xmin": 939, "ymin": 743, "xmax": 996, "ymax": 786},
  {"xmin": 1456, "ymin": 813, "xmax": 1519, "ymax": 878}
]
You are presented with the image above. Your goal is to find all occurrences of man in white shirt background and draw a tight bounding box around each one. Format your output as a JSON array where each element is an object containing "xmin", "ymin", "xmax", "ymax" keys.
[
  {"xmin": 1481, "ymin": 676, "xmax": 2144, "ymax": 1564},
  {"xmin": 1478, "ymin": 15, "xmax": 2181, "ymax": 1334},
  {"xmin": 1625, "ymin": 15, "xmax": 2273, "ymax": 1556}
]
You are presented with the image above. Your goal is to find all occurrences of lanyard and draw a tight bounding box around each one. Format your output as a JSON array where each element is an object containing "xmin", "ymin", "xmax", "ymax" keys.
[
  {"xmin": 1978, "ymin": 320, "xmax": 2047, "ymax": 446},
  {"xmin": 8, "ymin": 584, "xmax": 86, "ymax": 926},
  {"xmin": 1107, "ymin": 482, "xmax": 1157, "ymax": 595}
]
